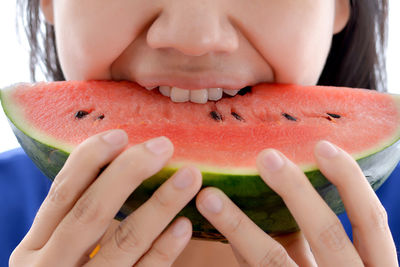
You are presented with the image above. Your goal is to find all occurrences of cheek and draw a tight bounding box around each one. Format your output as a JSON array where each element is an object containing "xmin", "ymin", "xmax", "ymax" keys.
[
  {"xmin": 243, "ymin": 2, "xmax": 335, "ymax": 85},
  {"xmin": 272, "ymin": 22, "xmax": 334, "ymax": 86},
  {"xmin": 53, "ymin": 0, "xmax": 335, "ymax": 85},
  {"xmin": 53, "ymin": 0, "xmax": 154, "ymax": 80}
]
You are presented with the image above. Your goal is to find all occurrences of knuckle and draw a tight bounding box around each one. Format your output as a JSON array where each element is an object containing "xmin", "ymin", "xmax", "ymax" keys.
[
  {"xmin": 152, "ymin": 188, "xmax": 172, "ymax": 209},
  {"xmin": 47, "ymin": 179, "xmax": 71, "ymax": 205},
  {"xmin": 148, "ymin": 244, "xmax": 173, "ymax": 263},
  {"xmin": 72, "ymin": 190, "xmax": 103, "ymax": 225},
  {"xmin": 70, "ymin": 140, "xmax": 92, "ymax": 159},
  {"xmin": 114, "ymin": 218, "xmax": 146, "ymax": 253},
  {"xmin": 95, "ymin": 249, "xmax": 115, "ymax": 265},
  {"xmin": 370, "ymin": 201, "xmax": 389, "ymax": 231},
  {"xmin": 72, "ymin": 138, "xmax": 109, "ymax": 165},
  {"xmin": 348, "ymin": 163, "xmax": 363, "ymax": 178},
  {"xmin": 340, "ymin": 156, "xmax": 362, "ymax": 177},
  {"xmin": 82, "ymin": 146, "xmax": 107, "ymax": 166},
  {"xmin": 226, "ymin": 210, "xmax": 246, "ymax": 234},
  {"xmin": 318, "ymin": 221, "xmax": 347, "ymax": 251},
  {"xmin": 258, "ymin": 245, "xmax": 289, "ymax": 267},
  {"xmin": 115, "ymin": 148, "xmax": 150, "ymax": 177}
]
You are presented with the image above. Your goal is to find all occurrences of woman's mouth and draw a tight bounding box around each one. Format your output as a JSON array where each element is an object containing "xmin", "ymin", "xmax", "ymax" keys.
[
  {"xmin": 144, "ymin": 86, "xmax": 249, "ymax": 104},
  {"xmin": 134, "ymin": 73, "xmax": 256, "ymax": 103}
]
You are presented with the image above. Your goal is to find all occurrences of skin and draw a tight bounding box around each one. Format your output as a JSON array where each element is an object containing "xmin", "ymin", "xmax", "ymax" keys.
[{"xmin": 9, "ymin": 0, "xmax": 399, "ymax": 266}]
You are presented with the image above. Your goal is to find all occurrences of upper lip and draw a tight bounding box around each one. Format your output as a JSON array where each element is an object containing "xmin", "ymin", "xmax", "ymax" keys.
[{"xmin": 134, "ymin": 73, "xmax": 257, "ymax": 90}]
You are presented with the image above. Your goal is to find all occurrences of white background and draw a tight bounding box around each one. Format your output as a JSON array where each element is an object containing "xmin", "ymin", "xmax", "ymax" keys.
[{"xmin": 0, "ymin": 1, "xmax": 399, "ymax": 153}]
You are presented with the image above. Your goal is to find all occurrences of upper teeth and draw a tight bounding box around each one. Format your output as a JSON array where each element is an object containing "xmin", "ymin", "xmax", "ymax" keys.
[{"xmin": 145, "ymin": 86, "xmax": 240, "ymax": 103}]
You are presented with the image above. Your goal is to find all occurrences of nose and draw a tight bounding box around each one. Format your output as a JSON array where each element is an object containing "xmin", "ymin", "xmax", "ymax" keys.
[{"xmin": 146, "ymin": 2, "xmax": 239, "ymax": 56}]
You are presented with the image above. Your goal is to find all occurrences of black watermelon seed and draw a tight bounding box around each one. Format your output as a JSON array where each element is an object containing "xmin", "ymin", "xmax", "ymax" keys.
[
  {"xmin": 231, "ymin": 112, "xmax": 244, "ymax": 121},
  {"xmin": 210, "ymin": 111, "xmax": 223, "ymax": 122},
  {"xmin": 327, "ymin": 113, "xmax": 341, "ymax": 118},
  {"xmin": 326, "ymin": 116, "xmax": 335, "ymax": 122},
  {"xmin": 282, "ymin": 113, "xmax": 297, "ymax": 121},
  {"xmin": 97, "ymin": 114, "xmax": 105, "ymax": 120},
  {"xmin": 237, "ymin": 86, "xmax": 252, "ymax": 96},
  {"xmin": 75, "ymin": 110, "xmax": 90, "ymax": 119}
]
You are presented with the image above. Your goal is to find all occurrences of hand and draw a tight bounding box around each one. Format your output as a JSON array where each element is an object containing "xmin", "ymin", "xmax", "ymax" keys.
[
  {"xmin": 10, "ymin": 130, "xmax": 202, "ymax": 267},
  {"xmin": 196, "ymin": 140, "xmax": 398, "ymax": 266}
]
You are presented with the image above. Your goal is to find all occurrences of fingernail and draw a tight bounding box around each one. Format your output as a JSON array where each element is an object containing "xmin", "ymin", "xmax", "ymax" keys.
[
  {"xmin": 102, "ymin": 130, "xmax": 127, "ymax": 146},
  {"xmin": 145, "ymin": 136, "xmax": 171, "ymax": 155},
  {"xmin": 262, "ymin": 150, "xmax": 284, "ymax": 172},
  {"xmin": 202, "ymin": 192, "xmax": 223, "ymax": 214},
  {"xmin": 173, "ymin": 168, "xmax": 194, "ymax": 189},
  {"xmin": 172, "ymin": 219, "xmax": 189, "ymax": 237},
  {"xmin": 316, "ymin": 141, "xmax": 338, "ymax": 158}
]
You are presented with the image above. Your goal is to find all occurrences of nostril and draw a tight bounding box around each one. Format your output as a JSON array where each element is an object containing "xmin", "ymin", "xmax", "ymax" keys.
[{"xmin": 146, "ymin": 10, "xmax": 239, "ymax": 56}]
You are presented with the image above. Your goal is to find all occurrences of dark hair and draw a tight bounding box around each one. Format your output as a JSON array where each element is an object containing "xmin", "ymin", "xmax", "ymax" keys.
[
  {"xmin": 318, "ymin": 0, "xmax": 388, "ymax": 92},
  {"xmin": 17, "ymin": 0, "xmax": 388, "ymax": 91}
]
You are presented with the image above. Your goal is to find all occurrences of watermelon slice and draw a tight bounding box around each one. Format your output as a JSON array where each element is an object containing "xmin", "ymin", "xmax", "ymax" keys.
[{"xmin": 1, "ymin": 80, "xmax": 400, "ymax": 241}]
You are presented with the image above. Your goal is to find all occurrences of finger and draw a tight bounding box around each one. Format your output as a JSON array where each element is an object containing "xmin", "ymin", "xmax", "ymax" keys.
[
  {"xmin": 230, "ymin": 244, "xmax": 250, "ymax": 267},
  {"xmin": 42, "ymin": 136, "xmax": 174, "ymax": 266},
  {"xmin": 135, "ymin": 217, "xmax": 192, "ymax": 267},
  {"xmin": 256, "ymin": 148, "xmax": 364, "ymax": 266},
  {"xmin": 86, "ymin": 166, "xmax": 202, "ymax": 266},
  {"xmin": 196, "ymin": 187, "xmax": 298, "ymax": 267},
  {"xmin": 273, "ymin": 231, "xmax": 318, "ymax": 267},
  {"xmin": 230, "ymin": 229, "xmax": 318, "ymax": 267},
  {"xmin": 21, "ymin": 129, "xmax": 128, "ymax": 250},
  {"xmin": 314, "ymin": 140, "xmax": 398, "ymax": 266},
  {"xmin": 81, "ymin": 219, "xmax": 121, "ymax": 265}
]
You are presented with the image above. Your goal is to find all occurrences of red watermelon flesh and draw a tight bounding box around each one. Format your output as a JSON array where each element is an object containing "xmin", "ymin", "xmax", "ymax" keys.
[
  {"xmin": 3, "ymin": 80, "xmax": 400, "ymax": 173},
  {"xmin": 3, "ymin": 80, "xmax": 400, "ymax": 239}
]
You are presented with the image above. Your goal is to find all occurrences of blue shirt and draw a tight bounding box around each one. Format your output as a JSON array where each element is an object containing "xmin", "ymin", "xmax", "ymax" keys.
[{"xmin": 0, "ymin": 147, "xmax": 399, "ymax": 266}]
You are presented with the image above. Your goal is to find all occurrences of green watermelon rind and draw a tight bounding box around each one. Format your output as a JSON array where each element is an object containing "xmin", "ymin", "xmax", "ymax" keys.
[{"xmin": 2, "ymin": 85, "xmax": 400, "ymax": 241}]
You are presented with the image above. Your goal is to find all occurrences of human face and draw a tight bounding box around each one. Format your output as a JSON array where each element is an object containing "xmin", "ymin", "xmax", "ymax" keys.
[{"xmin": 41, "ymin": 0, "xmax": 350, "ymax": 99}]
